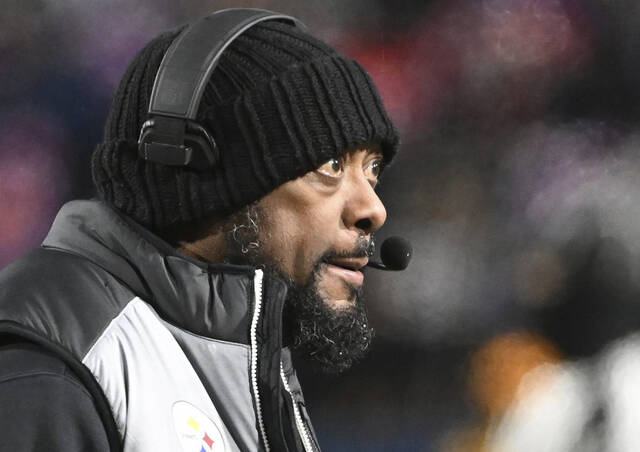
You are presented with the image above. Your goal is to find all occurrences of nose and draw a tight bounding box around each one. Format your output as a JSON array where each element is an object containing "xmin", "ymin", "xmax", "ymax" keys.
[{"xmin": 343, "ymin": 176, "xmax": 387, "ymax": 235}]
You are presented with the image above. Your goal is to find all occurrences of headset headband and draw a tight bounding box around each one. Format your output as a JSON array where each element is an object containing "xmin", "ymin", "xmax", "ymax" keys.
[{"xmin": 138, "ymin": 8, "xmax": 305, "ymax": 170}]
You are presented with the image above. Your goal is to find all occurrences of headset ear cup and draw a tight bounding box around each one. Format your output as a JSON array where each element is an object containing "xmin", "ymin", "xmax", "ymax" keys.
[
  {"xmin": 136, "ymin": 118, "xmax": 217, "ymax": 171},
  {"xmin": 184, "ymin": 132, "xmax": 219, "ymax": 170}
]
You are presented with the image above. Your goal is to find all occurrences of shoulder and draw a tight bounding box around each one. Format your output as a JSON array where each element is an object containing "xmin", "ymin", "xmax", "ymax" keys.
[
  {"xmin": 0, "ymin": 246, "xmax": 134, "ymax": 309},
  {"xmin": 0, "ymin": 247, "xmax": 136, "ymax": 357}
]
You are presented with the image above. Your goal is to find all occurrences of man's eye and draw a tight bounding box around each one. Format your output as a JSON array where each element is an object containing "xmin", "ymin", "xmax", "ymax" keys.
[
  {"xmin": 364, "ymin": 158, "xmax": 383, "ymax": 184},
  {"xmin": 316, "ymin": 158, "xmax": 344, "ymax": 177}
]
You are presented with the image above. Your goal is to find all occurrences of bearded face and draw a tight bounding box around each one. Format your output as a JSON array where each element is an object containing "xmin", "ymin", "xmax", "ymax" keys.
[{"xmin": 219, "ymin": 147, "xmax": 386, "ymax": 373}]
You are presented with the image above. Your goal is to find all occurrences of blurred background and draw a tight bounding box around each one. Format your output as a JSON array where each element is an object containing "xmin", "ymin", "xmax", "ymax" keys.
[{"xmin": 3, "ymin": 0, "xmax": 640, "ymax": 450}]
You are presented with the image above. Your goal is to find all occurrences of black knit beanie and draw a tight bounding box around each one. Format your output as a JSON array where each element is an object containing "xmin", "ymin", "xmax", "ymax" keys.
[{"xmin": 92, "ymin": 19, "xmax": 400, "ymax": 231}]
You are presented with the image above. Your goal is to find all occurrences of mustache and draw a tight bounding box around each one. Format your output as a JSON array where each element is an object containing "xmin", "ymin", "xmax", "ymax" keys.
[{"xmin": 320, "ymin": 235, "xmax": 375, "ymax": 263}]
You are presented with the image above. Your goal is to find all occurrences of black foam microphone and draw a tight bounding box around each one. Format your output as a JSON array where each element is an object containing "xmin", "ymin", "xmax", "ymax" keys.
[{"xmin": 367, "ymin": 236, "xmax": 412, "ymax": 271}]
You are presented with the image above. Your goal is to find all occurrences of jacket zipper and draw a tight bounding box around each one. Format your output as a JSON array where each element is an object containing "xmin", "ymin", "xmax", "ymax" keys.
[
  {"xmin": 280, "ymin": 362, "xmax": 315, "ymax": 452},
  {"xmin": 250, "ymin": 269, "xmax": 270, "ymax": 452}
]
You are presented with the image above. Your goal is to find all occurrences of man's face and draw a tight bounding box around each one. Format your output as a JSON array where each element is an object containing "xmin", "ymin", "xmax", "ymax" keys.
[
  {"xmin": 221, "ymin": 145, "xmax": 386, "ymax": 372},
  {"xmin": 256, "ymin": 146, "xmax": 387, "ymax": 307}
]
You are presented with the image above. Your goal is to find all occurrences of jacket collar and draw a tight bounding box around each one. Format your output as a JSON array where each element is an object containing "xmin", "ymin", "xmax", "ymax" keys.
[{"xmin": 42, "ymin": 199, "xmax": 273, "ymax": 344}]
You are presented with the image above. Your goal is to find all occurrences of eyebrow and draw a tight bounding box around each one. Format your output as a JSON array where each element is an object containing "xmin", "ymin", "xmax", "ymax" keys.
[{"xmin": 362, "ymin": 147, "xmax": 383, "ymax": 158}]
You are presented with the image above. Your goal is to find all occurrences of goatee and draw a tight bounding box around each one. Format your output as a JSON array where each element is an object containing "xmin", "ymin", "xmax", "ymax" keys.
[{"xmin": 282, "ymin": 265, "xmax": 374, "ymax": 374}]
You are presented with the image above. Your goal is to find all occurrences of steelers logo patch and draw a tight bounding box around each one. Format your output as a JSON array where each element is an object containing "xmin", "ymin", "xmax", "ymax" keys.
[{"xmin": 172, "ymin": 401, "xmax": 226, "ymax": 452}]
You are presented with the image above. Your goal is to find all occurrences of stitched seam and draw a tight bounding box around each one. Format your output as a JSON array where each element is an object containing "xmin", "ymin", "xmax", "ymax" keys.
[
  {"xmin": 0, "ymin": 372, "xmax": 94, "ymax": 399},
  {"xmin": 82, "ymin": 297, "xmax": 138, "ymax": 360}
]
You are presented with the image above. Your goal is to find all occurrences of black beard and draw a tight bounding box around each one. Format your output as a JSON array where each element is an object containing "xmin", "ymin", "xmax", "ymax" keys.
[
  {"xmin": 281, "ymin": 262, "xmax": 374, "ymax": 374},
  {"xmin": 220, "ymin": 204, "xmax": 374, "ymax": 374}
]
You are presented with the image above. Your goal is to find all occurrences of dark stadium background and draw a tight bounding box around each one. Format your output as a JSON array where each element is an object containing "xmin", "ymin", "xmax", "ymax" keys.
[{"xmin": 3, "ymin": 1, "xmax": 640, "ymax": 450}]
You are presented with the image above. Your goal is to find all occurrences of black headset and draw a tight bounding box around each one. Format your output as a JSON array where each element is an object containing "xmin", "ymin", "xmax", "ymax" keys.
[{"xmin": 137, "ymin": 8, "xmax": 306, "ymax": 171}]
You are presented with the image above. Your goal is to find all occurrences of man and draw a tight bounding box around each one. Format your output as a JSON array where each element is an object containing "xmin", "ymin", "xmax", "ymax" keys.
[{"xmin": 0, "ymin": 10, "xmax": 398, "ymax": 452}]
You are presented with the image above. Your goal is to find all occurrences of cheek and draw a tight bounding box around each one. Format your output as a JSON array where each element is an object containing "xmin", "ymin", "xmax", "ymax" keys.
[{"xmin": 259, "ymin": 199, "xmax": 334, "ymax": 283}]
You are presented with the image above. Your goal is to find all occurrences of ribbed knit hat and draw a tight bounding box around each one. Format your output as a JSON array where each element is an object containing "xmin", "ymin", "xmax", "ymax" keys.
[{"xmin": 92, "ymin": 19, "xmax": 400, "ymax": 231}]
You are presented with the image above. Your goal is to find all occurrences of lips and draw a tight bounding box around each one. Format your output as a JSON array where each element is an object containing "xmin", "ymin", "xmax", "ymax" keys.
[
  {"xmin": 324, "ymin": 257, "xmax": 368, "ymax": 286},
  {"xmin": 327, "ymin": 257, "xmax": 369, "ymax": 272}
]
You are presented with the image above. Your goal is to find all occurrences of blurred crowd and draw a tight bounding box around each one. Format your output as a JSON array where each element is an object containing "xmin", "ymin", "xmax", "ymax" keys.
[{"xmin": 3, "ymin": 0, "xmax": 640, "ymax": 450}]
